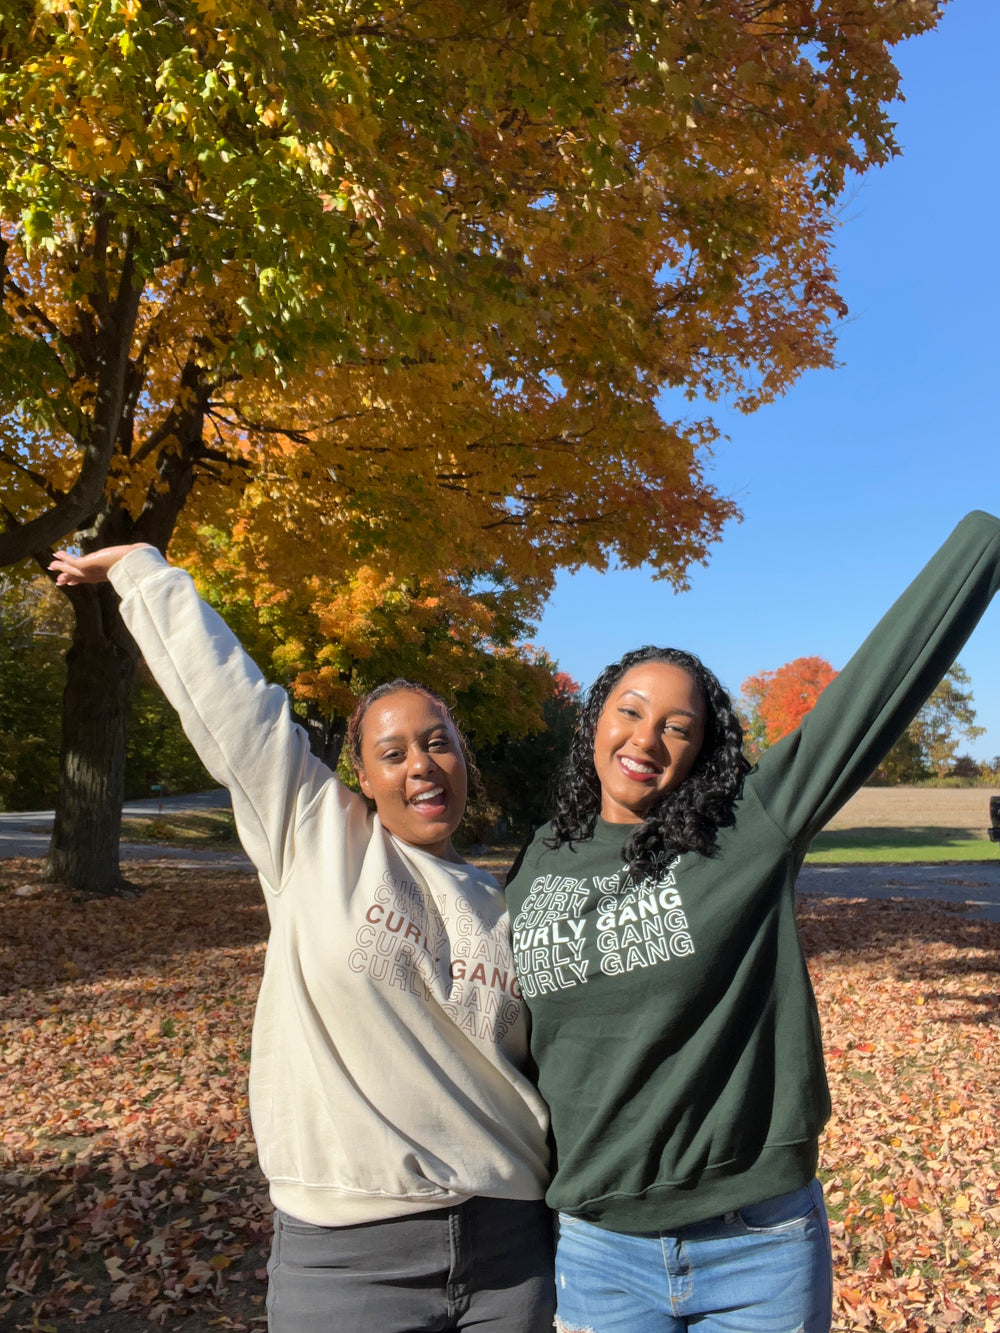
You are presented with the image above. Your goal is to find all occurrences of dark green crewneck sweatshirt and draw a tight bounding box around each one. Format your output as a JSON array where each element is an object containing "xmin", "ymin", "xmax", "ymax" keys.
[{"xmin": 505, "ymin": 511, "xmax": 1000, "ymax": 1232}]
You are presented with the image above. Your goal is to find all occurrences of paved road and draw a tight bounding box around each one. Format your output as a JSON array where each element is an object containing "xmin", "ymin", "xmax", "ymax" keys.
[
  {"xmin": 796, "ymin": 860, "xmax": 1000, "ymax": 922},
  {"xmin": 0, "ymin": 790, "xmax": 253, "ymax": 870},
  {"xmin": 4, "ymin": 795, "xmax": 1000, "ymax": 918}
]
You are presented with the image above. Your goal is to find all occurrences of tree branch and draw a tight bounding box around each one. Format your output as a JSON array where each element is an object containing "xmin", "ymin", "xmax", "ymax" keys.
[
  {"xmin": 0, "ymin": 230, "xmax": 145, "ymax": 567},
  {"xmin": 0, "ymin": 448, "xmax": 63, "ymax": 500}
]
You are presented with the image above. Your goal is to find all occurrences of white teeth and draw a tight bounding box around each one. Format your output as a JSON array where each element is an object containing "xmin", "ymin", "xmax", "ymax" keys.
[
  {"xmin": 411, "ymin": 787, "xmax": 444, "ymax": 805},
  {"xmin": 620, "ymin": 756, "xmax": 657, "ymax": 775}
]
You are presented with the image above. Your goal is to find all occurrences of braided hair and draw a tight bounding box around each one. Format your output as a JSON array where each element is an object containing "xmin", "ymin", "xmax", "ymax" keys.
[
  {"xmin": 347, "ymin": 679, "xmax": 451, "ymax": 767},
  {"xmin": 546, "ymin": 646, "xmax": 750, "ymax": 873},
  {"xmin": 346, "ymin": 678, "xmax": 485, "ymax": 802}
]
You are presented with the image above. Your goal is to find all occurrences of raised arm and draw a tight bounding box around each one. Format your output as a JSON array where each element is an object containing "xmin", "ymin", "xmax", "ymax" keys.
[
  {"xmin": 51, "ymin": 545, "xmax": 351, "ymax": 891},
  {"xmin": 753, "ymin": 510, "xmax": 1000, "ymax": 848},
  {"xmin": 50, "ymin": 544, "xmax": 151, "ymax": 586}
]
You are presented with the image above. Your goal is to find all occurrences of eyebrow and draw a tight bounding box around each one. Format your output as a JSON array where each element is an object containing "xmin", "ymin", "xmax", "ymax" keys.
[
  {"xmin": 372, "ymin": 725, "xmax": 452, "ymax": 747},
  {"xmin": 618, "ymin": 688, "xmax": 700, "ymax": 720}
]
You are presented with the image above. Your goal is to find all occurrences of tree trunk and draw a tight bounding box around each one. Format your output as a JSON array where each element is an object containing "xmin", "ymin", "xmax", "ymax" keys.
[
  {"xmin": 45, "ymin": 582, "xmax": 140, "ymax": 895},
  {"xmin": 300, "ymin": 701, "xmax": 348, "ymax": 770},
  {"xmin": 41, "ymin": 391, "xmax": 208, "ymax": 894}
]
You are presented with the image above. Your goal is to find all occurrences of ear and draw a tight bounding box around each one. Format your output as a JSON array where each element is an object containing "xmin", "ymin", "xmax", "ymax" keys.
[{"xmin": 355, "ymin": 767, "xmax": 373, "ymax": 799}]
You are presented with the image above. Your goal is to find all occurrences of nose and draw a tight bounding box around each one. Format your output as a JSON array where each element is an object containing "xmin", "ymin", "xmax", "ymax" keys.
[
  {"xmin": 409, "ymin": 746, "xmax": 437, "ymax": 776},
  {"xmin": 631, "ymin": 718, "xmax": 662, "ymax": 755}
]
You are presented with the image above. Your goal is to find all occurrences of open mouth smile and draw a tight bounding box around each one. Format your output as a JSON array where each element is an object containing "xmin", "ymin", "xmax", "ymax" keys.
[
  {"xmin": 618, "ymin": 755, "xmax": 661, "ymax": 781},
  {"xmin": 409, "ymin": 786, "xmax": 448, "ymax": 816}
]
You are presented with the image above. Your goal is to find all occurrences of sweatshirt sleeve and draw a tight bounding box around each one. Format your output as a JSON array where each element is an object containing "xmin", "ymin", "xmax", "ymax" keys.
[
  {"xmin": 752, "ymin": 510, "xmax": 1000, "ymax": 848},
  {"xmin": 110, "ymin": 546, "xmax": 348, "ymax": 891}
]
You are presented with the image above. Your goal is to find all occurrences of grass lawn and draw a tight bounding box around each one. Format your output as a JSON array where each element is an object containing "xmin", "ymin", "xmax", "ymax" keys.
[
  {"xmin": 119, "ymin": 810, "xmax": 237, "ymax": 846},
  {"xmin": 117, "ymin": 819, "xmax": 1000, "ymax": 865},
  {"xmin": 810, "ymin": 787, "xmax": 1000, "ymax": 863},
  {"xmin": 479, "ymin": 831, "xmax": 1000, "ymax": 869},
  {"xmin": 807, "ymin": 828, "xmax": 999, "ymax": 864},
  {"xmin": 111, "ymin": 785, "xmax": 1000, "ymax": 865}
]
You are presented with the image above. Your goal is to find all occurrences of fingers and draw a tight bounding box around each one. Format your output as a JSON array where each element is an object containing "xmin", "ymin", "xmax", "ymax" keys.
[
  {"xmin": 48, "ymin": 552, "xmax": 86, "ymax": 586},
  {"xmin": 48, "ymin": 543, "xmax": 152, "ymax": 586},
  {"xmin": 48, "ymin": 550, "xmax": 109, "ymax": 586}
]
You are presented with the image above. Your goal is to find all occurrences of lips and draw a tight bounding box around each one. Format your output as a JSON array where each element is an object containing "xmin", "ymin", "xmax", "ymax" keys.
[{"xmin": 409, "ymin": 786, "xmax": 448, "ymax": 817}]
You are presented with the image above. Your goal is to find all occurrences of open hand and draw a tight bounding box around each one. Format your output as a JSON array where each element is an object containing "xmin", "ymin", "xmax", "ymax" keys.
[{"xmin": 49, "ymin": 544, "xmax": 153, "ymax": 586}]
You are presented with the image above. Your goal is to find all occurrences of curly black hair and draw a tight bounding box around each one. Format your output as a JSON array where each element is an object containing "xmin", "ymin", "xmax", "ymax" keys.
[{"xmin": 546, "ymin": 646, "xmax": 750, "ymax": 872}]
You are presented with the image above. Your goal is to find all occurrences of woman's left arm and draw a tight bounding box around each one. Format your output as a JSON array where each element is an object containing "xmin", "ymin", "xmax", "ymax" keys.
[{"xmin": 756, "ymin": 510, "xmax": 1000, "ymax": 845}]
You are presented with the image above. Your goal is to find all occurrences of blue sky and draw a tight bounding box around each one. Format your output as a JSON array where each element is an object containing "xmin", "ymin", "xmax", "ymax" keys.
[{"xmin": 532, "ymin": 0, "xmax": 1000, "ymax": 763}]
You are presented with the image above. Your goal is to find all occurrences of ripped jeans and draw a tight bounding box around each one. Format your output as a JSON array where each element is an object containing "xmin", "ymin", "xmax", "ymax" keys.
[{"xmin": 553, "ymin": 1178, "xmax": 832, "ymax": 1333}]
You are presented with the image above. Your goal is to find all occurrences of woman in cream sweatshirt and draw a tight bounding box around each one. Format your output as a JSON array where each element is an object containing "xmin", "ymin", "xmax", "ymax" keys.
[{"xmin": 50, "ymin": 543, "xmax": 552, "ymax": 1333}]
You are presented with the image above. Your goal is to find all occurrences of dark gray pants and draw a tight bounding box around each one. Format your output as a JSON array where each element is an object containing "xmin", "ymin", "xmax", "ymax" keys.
[{"xmin": 266, "ymin": 1195, "xmax": 556, "ymax": 1331}]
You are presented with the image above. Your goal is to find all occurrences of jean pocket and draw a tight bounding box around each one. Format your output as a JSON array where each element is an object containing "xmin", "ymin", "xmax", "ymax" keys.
[
  {"xmin": 737, "ymin": 1180, "xmax": 820, "ymax": 1234},
  {"xmin": 275, "ymin": 1211, "xmax": 330, "ymax": 1238}
]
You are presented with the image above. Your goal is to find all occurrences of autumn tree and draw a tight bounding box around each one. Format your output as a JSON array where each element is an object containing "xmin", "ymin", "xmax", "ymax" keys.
[
  {"xmin": 947, "ymin": 754, "xmax": 982, "ymax": 781},
  {"xmin": 744, "ymin": 655, "xmax": 983, "ymax": 783},
  {"xmin": 123, "ymin": 669, "xmax": 214, "ymax": 802},
  {"xmin": 874, "ymin": 663, "xmax": 984, "ymax": 782},
  {"xmin": 475, "ymin": 662, "xmax": 581, "ymax": 839},
  {"xmin": 912, "ymin": 664, "xmax": 984, "ymax": 777},
  {"xmin": 740, "ymin": 656, "xmax": 839, "ymax": 756},
  {"xmin": 870, "ymin": 729, "xmax": 927, "ymax": 785},
  {"xmin": 0, "ymin": 0, "xmax": 945, "ymax": 893},
  {"xmin": 0, "ymin": 567, "xmax": 214, "ymax": 808},
  {"xmin": 180, "ymin": 526, "xmax": 558, "ymax": 770}
]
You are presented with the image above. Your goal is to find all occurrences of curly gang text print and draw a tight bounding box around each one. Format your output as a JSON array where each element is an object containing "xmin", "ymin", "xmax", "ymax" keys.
[
  {"xmin": 349, "ymin": 870, "xmax": 521, "ymax": 1041},
  {"xmin": 511, "ymin": 858, "xmax": 694, "ymax": 996}
]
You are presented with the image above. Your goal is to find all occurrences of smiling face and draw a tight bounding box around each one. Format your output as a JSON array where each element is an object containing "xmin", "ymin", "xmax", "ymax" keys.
[
  {"xmin": 593, "ymin": 661, "xmax": 707, "ymax": 824},
  {"xmin": 354, "ymin": 689, "xmax": 468, "ymax": 860}
]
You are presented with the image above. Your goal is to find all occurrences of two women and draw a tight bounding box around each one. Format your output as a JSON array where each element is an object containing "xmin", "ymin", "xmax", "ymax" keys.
[
  {"xmin": 49, "ymin": 543, "xmax": 554, "ymax": 1333},
  {"xmin": 53, "ymin": 508, "xmax": 1000, "ymax": 1332},
  {"xmin": 505, "ymin": 509, "xmax": 1000, "ymax": 1332}
]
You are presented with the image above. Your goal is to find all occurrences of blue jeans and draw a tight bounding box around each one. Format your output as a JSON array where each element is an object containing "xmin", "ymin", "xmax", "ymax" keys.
[
  {"xmin": 553, "ymin": 1179, "xmax": 832, "ymax": 1333},
  {"xmin": 266, "ymin": 1195, "xmax": 555, "ymax": 1332}
]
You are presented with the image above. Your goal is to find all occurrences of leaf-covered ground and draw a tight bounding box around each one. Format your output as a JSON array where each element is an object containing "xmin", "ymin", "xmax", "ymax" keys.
[
  {"xmin": 802, "ymin": 895, "xmax": 1000, "ymax": 1331},
  {"xmin": 2, "ymin": 861, "xmax": 998, "ymax": 1332},
  {"xmin": 1, "ymin": 862, "xmax": 270, "ymax": 1332}
]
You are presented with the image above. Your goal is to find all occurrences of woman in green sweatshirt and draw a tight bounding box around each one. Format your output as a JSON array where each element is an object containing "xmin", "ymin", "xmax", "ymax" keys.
[{"xmin": 504, "ymin": 510, "xmax": 1000, "ymax": 1333}]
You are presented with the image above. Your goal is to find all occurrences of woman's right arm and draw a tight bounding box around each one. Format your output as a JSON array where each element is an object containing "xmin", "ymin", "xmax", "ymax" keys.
[
  {"xmin": 50, "ymin": 545, "xmax": 349, "ymax": 890},
  {"xmin": 50, "ymin": 545, "xmax": 149, "ymax": 586}
]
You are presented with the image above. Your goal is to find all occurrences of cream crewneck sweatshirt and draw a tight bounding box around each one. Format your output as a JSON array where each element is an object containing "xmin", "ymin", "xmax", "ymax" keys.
[{"xmin": 110, "ymin": 547, "xmax": 549, "ymax": 1227}]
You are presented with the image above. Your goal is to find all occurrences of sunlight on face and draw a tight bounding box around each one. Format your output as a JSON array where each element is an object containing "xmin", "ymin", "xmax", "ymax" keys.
[
  {"xmin": 593, "ymin": 662, "xmax": 706, "ymax": 823},
  {"xmin": 355, "ymin": 690, "xmax": 468, "ymax": 859}
]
